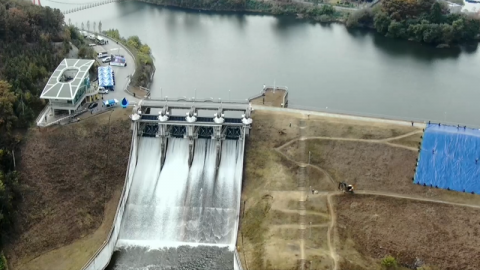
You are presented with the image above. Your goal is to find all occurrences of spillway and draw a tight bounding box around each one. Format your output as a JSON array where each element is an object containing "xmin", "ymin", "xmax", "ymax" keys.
[{"xmin": 108, "ymin": 137, "xmax": 243, "ymax": 269}]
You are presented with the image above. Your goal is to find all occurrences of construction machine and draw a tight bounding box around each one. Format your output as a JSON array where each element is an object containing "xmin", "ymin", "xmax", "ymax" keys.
[{"xmin": 338, "ymin": 182, "xmax": 354, "ymax": 194}]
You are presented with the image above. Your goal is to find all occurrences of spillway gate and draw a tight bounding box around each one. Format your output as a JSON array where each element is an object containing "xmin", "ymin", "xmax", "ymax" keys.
[{"xmin": 130, "ymin": 98, "xmax": 253, "ymax": 170}]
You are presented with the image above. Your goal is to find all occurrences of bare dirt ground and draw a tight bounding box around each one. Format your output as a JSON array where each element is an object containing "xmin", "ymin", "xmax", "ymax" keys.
[
  {"xmin": 5, "ymin": 109, "xmax": 132, "ymax": 270},
  {"xmin": 239, "ymin": 109, "xmax": 480, "ymax": 270},
  {"xmin": 335, "ymin": 195, "xmax": 480, "ymax": 270}
]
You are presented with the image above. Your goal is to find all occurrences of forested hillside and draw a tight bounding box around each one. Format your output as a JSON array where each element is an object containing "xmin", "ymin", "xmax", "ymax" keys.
[
  {"xmin": 346, "ymin": 0, "xmax": 480, "ymax": 44},
  {"xmin": 0, "ymin": 0, "xmax": 68, "ymax": 262},
  {"xmin": 141, "ymin": 0, "xmax": 340, "ymax": 21}
]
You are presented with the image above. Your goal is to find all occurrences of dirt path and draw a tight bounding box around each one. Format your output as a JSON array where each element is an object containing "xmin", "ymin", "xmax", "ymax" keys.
[
  {"xmin": 270, "ymin": 206, "xmax": 331, "ymax": 218},
  {"xmin": 276, "ymin": 130, "xmax": 422, "ymax": 152},
  {"xmin": 326, "ymin": 194, "xmax": 338, "ymax": 270}
]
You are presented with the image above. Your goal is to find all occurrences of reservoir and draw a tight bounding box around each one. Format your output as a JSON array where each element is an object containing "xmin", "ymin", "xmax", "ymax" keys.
[{"xmin": 44, "ymin": 0, "xmax": 480, "ymax": 126}]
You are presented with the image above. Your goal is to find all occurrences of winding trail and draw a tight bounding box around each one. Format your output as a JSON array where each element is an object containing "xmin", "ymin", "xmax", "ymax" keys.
[
  {"xmin": 326, "ymin": 194, "xmax": 338, "ymax": 270},
  {"xmin": 277, "ymin": 130, "xmax": 422, "ymax": 152}
]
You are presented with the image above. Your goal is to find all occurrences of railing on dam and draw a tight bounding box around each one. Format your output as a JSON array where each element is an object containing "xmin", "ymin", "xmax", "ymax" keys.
[
  {"xmin": 139, "ymin": 115, "xmax": 243, "ymax": 124},
  {"xmin": 81, "ymin": 124, "xmax": 138, "ymax": 270}
]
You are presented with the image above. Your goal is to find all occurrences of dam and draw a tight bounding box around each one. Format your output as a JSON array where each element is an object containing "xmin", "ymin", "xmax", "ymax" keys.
[{"xmin": 83, "ymin": 98, "xmax": 252, "ymax": 270}]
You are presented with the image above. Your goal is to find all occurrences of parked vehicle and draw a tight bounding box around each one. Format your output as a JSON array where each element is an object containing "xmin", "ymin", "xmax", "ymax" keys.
[
  {"xmin": 103, "ymin": 99, "xmax": 119, "ymax": 108},
  {"xmin": 97, "ymin": 52, "xmax": 108, "ymax": 58},
  {"xmin": 98, "ymin": 87, "xmax": 109, "ymax": 94},
  {"xmin": 96, "ymin": 36, "xmax": 107, "ymax": 45},
  {"xmin": 89, "ymin": 43, "xmax": 96, "ymax": 47},
  {"xmin": 88, "ymin": 102, "xmax": 98, "ymax": 109},
  {"xmin": 102, "ymin": 57, "xmax": 111, "ymax": 63}
]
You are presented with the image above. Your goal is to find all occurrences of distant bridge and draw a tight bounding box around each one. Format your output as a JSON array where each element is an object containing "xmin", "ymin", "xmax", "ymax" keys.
[{"xmin": 31, "ymin": 0, "xmax": 123, "ymax": 14}]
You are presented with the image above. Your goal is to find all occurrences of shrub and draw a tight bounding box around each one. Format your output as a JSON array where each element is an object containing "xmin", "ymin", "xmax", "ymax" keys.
[{"xmin": 381, "ymin": 255, "xmax": 398, "ymax": 269}]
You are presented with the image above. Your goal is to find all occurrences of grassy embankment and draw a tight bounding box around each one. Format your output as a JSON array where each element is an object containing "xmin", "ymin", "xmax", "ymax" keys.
[{"xmin": 5, "ymin": 109, "xmax": 132, "ymax": 270}]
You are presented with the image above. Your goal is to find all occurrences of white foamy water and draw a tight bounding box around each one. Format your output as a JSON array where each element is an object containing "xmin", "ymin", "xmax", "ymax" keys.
[{"xmin": 117, "ymin": 137, "xmax": 243, "ymax": 250}]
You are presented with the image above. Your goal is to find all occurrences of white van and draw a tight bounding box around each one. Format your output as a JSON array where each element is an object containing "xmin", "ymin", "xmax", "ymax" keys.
[
  {"xmin": 98, "ymin": 87, "xmax": 108, "ymax": 94},
  {"xmin": 97, "ymin": 52, "xmax": 108, "ymax": 58}
]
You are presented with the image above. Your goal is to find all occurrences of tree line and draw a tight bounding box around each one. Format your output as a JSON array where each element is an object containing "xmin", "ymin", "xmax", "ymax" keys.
[
  {"xmin": 140, "ymin": 0, "xmax": 339, "ymax": 22},
  {"xmin": 346, "ymin": 0, "xmax": 480, "ymax": 45}
]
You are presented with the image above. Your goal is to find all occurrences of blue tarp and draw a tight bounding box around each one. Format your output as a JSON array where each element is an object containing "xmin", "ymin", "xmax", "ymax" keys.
[
  {"xmin": 98, "ymin": 66, "xmax": 113, "ymax": 87},
  {"xmin": 414, "ymin": 124, "xmax": 480, "ymax": 193}
]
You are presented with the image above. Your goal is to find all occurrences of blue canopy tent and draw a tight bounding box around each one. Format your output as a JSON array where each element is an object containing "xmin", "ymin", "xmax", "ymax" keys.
[
  {"xmin": 121, "ymin": 98, "xmax": 129, "ymax": 108},
  {"xmin": 98, "ymin": 66, "xmax": 114, "ymax": 90}
]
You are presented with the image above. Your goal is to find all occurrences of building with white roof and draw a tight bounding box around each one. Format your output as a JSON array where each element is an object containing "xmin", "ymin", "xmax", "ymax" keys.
[{"xmin": 40, "ymin": 58, "xmax": 95, "ymax": 115}]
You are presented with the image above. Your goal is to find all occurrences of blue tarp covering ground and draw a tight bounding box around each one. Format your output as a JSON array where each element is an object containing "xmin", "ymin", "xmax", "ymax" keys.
[
  {"xmin": 98, "ymin": 66, "xmax": 113, "ymax": 87},
  {"xmin": 414, "ymin": 124, "xmax": 480, "ymax": 193}
]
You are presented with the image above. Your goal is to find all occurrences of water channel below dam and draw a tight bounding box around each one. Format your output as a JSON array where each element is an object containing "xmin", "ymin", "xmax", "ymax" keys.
[
  {"xmin": 106, "ymin": 137, "xmax": 243, "ymax": 269},
  {"xmin": 44, "ymin": 0, "xmax": 480, "ymax": 126}
]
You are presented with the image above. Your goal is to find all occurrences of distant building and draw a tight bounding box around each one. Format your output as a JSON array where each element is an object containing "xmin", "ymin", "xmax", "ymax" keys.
[
  {"xmin": 438, "ymin": 0, "xmax": 463, "ymax": 13},
  {"xmin": 40, "ymin": 59, "xmax": 95, "ymax": 115},
  {"xmin": 447, "ymin": 1, "xmax": 463, "ymax": 13}
]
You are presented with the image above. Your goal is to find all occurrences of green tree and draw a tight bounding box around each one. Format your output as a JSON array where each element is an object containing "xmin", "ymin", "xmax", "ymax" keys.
[
  {"xmin": 387, "ymin": 20, "xmax": 406, "ymax": 38},
  {"xmin": 429, "ymin": 2, "xmax": 444, "ymax": 24},
  {"xmin": 87, "ymin": 20, "xmax": 90, "ymax": 31},
  {"xmin": 93, "ymin": 21, "xmax": 97, "ymax": 33},
  {"xmin": 81, "ymin": 22, "xmax": 84, "ymax": 31},
  {"xmin": 98, "ymin": 20, "xmax": 102, "ymax": 34},
  {"xmin": 374, "ymin": 12, "xmax": 391, "ymax": 35},
  {"xmin": 0, "ymin": 81, "xmax": 18, "ymax": 136}
]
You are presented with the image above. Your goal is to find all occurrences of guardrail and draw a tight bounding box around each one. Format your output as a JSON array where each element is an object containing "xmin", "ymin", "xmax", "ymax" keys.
[
  {"xmin": 81, "ymin": 124, "xmax": 138, "ymax": 270},
  {"xmin": 247, "ymin": 85, "xmax": 289, "ymax": 107},
  {"xmin": 35, "ymin": 102, "xmax": 52, "ymax": 126}
]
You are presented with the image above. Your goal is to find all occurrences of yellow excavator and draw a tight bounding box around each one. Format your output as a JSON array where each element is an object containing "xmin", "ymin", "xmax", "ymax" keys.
[{"xmin": 338, "ymin": 181, "xmax": 354, "ymax": 194}]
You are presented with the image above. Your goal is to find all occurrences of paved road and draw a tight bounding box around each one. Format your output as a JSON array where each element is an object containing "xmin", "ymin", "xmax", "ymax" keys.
[
  {"xmin": 292, "ymin": 0, "xmax": 366, "ymax": 11},
  {"xmin": 89, "ymin": 33, "xmax": 139, "ymax": 105}
]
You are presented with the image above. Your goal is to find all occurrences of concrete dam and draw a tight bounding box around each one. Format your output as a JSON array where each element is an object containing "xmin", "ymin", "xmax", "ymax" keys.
[{"xmin": 83, "ymin": 98, "xmax": 252, "ymax": 270}]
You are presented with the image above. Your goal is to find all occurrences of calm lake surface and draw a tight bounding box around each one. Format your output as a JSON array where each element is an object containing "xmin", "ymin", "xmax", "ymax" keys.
[{"xmin": 44, "ymin": 0, "xmax": 480, "ymax": 125}]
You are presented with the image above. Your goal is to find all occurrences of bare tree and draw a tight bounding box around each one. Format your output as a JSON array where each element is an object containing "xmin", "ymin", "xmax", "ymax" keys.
[
  {"xmin": 87, "ymin": 20, "xmax": 90, "ymax": 31},
  {"xmin": 68, "ymin": 18, "xmax": 71, "ymax": 26},
  {"xmin": 98, "ymin": 21, "xmax": 102, "ymax": 34}
]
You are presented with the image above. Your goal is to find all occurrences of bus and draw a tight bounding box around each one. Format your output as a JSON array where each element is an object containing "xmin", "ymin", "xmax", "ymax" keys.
[{"xmin": 96, "ymin": 36, "xmax": 107, "ymax": 45}]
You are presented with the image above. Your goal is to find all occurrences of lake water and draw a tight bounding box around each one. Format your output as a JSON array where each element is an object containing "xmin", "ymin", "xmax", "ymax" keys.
[{"xmin": 43, "ymin": 0, "xmax": 480, "ymax": 126}]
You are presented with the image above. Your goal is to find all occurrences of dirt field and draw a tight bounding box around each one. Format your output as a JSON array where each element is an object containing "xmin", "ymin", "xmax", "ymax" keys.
[
  {"xmin": 5, "ymin": 109, "xmax": 132, "ymax": 270},
  {"xmin": 239, "ymin": 109, "xmax": 480, "ymax": 270},
  {"xmin": 335, "ymin": 195, "xmax": 480, "ymax": 270}
]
